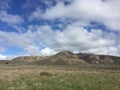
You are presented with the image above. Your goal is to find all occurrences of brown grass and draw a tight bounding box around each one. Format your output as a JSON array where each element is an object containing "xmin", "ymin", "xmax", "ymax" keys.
[{"xmin": 0, "ymin": 64, "xmax": 120, "ymax": 90}]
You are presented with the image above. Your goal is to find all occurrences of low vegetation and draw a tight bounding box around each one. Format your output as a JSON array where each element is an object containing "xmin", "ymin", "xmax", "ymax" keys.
[{"xmin": 0, "ymin": 64, "xmax": 120, "ymax": 90}]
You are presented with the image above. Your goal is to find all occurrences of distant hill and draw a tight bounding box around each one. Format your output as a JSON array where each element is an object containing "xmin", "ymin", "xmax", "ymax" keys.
[
  {"xmin": 77, "ymin": 53, "xmax": 120, "ymax": 65},
  {"xmin": 0, "ymin": 60, "xmax": 12, "ymax": 64},
  {"xmin": 0, "ymin": 50, "xmax": 120, "ymax": 65},
  {"xmin": 12, "ymin": 56, "xmax": 47, "ymax": 63},
  {"xmin": 39, "ymin": 50, "xmax": 87, "ymax": 65}
]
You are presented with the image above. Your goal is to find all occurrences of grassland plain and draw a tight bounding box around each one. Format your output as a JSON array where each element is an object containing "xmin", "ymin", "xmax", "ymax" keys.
[{"xmin": 0, "ymin": 64, "xmax": 120, "ymax": 90}]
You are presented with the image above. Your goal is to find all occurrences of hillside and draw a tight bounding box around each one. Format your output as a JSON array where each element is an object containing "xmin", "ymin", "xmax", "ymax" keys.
[
  {"xmin": 0, "ymin": 50, "xmax": 120, "ymax": 65},
  {"xmin": 39, "ymin": 50, "xmax": 87, "ymax": 65},
  {"xmin": 12, "ymin": 56, "xmax": 49, "ymax": 64},
  {"xmin": 77, "ymin": 53, "xmax": 120, "ymax": 65}
]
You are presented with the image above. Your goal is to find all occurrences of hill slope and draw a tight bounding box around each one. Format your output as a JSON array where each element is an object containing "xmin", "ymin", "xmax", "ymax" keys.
[
  {"xmin": 77, "ymin": 53, "xmax": 120, "ymax": 65},
  {"xmin": 1, "ymin": 50, "xmax": 120, "ymax": 65},
  {"xmin": 42, "ymin": 50, "xmax": 87, "ymax": 65}
]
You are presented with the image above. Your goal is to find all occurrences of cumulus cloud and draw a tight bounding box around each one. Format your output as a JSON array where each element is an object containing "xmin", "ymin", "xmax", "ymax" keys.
[
  {"xmin": 0, "ymin": 29, "xmax": 56, "ymax": 56},
  {"xmin": 0, "ymin": 11, "xmax": 24, "ymax": 24},
  {"xmin": 0, "ymin": 0, "xmax": 120, "ymax": 58},
  {"xmin": 29, "ymin": 8, "xmax": 43, "ymax": 21},
  {"xmin": 40, "ymin": 47, "xmax": 57, "ymax": 56},
  {"xmin": 30, "ymin": 0, "xmax": 120, "ymax": 30},
  {"xmin": 0, "ymin": 23, "xmax": 120, "ymax": 57},
  {"xmin": 38, "ymin": 26, "xmax": 115, "ymax": 51},
  {"xmin": 25, "ymin": 24, "xmax": 119, "ymax": 56},
  {"xmin": 0, "ymin": 31, "xmax": 31, "ymax": 47},
  {"xmin": 24, "ymin": 45, "xmax": 56, "ymax": 56},
  {"xmin": 86, "ymin": 46, "xmax": 120, "ymax": 56},
  {"xmin": 24, "ymin": 45, "xmax": 41, "ymax": 55},
  {"xmin": 0, "ymin": 0, "xmax": 24, "ymax": 32},
  {"xmin": 0, "ymin": 54, "xmax": 17, "ymax": 60},
  {"xmin": 0, "ymin": 54, "xmax": 7, "ymax": 60}
]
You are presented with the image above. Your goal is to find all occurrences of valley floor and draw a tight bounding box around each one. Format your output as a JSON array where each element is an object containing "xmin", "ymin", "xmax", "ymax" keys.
[{"xmin": 0, "ymin": 64, "xmax": 120, "ymax": 90}]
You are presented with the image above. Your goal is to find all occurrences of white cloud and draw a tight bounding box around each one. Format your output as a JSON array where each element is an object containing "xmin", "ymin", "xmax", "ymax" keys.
[
  {"xmin": 0, "ymin": 0, "xmax": 120, "ymax": 59},
  {"xmin": 30, "ymin": 0, "xmax": 120, "ymax": 30},
  {"xmin": 40, "ymin": 47, "xmax": 57, "ymax": 56},
  {"xmin": 23, "ymin": 45, "xmax": 56, "ymax": 56},
  {"xmin": 0, "ymin": 11, "xmax": 24, "ymax": 24},
  {"xmin": 55, "ymin": 26, "xmax": 114, "ymax": 50},
  {"xmin": 0, "ymin": 54, "xmax": 16, "ymax": 60},
  {"xmin": 0, "ymin": 28, "xmax": 56, "ymax": 56},
  {"xmin": 0, "ymin": 23, "xmax": 120, "ymax": 57},
  {"xmin": 29, "ymin": 8, "xmax": 43, "ymax": 21},
  {"xmin": 86, "ymin": 46, "xmax": 120, "ymax": 56},
  {"xmin": 0, "ymin": 30, "xmax": 35, "ymax": 48},
  {"xmin": 27, "ymin": 24, "xmax": 119, "ymax": 56},
  {"xmin": 24, "ymin": 45, "xmax": 41, "ymax": 55},
  {"xmin": 0, "ymin": 54, "xmax": 7, "ymax": 60}
]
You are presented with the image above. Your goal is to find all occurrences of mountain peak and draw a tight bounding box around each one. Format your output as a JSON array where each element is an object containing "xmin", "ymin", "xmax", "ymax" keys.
[{"xmin": 57, "ymin": 50, "xmax": 73, "ymax": 56}]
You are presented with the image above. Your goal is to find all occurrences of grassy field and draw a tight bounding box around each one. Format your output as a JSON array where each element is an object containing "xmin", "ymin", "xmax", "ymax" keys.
[{"xmin": 0, "ymin": 64, "xmax": 120, "ymax": 90}]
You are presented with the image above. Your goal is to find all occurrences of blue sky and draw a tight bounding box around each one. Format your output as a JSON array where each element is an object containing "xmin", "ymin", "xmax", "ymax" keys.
[{"xmin": 0, "ymin": 0, "xmax": 120, "ymax": 60}]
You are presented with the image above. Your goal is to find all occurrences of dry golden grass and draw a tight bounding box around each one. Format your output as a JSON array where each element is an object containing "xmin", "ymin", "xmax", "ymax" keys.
[
  {"xmin": 0, "ymin": 64, "xmax": 120, "ymax": 90},
  {"xmin": 0, "ymin": 64, "xmax": 119, "ymax": 80}
]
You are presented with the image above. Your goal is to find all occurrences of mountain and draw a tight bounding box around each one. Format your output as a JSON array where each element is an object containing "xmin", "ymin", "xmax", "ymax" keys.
[
  {"xmin": 77, "ymin": 53, "xmax": 120, "ymax": 65},
  {"xmin": 40, "ymin": 50, "xmax": 87, "ymax": 65},
  {"xmin": 1, "ymin": 50, "xmax": 120, "ymax": 65}
]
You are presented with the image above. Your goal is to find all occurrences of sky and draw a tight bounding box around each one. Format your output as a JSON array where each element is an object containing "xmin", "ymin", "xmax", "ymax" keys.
[{"xmin": 0, "ymin": 0, "xmax": 120, "ymax": 60}]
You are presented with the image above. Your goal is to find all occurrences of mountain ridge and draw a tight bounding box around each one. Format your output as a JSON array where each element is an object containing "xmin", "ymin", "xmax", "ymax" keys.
[{"xmin": 0, "ymin": 50, "xmax": 120, "ymax": 65}]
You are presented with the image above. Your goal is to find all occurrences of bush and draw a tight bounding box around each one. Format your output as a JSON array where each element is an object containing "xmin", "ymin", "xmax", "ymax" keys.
[{"xmin": 40, "ymin": 71, "xmax": 52, "ymax": 76}]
